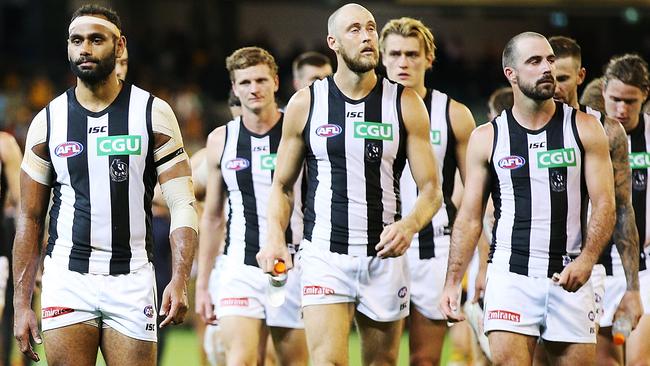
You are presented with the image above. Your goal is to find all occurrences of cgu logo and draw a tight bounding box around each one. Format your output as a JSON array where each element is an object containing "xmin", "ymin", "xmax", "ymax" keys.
[
  {"xmin": 354, "ymin": 122, "xmax": 393, "ymax": 141},
  {"xmin": 498, "ymin": 155, "xmax": 525, "ymax": 170},
  {"xmin": 97, "ymin": 135, "xmax": 141, "ymax": 156},
  {"xmin": 537, "ymin": 148, "xmax": 576, "ymax": 168},
  {"xmin": 260, "ymin": 154, "xmax": 277, "ymax": 170},
  {"xmin": 316, "ymin": 124, "xmax": 342, "ymax": 137},
  {"xmin": 430, "ymin": 130, "xmax": 441, "ymax": 145},
  {"xmin": 629, "ymin": 152, "xmax": 650, "ymax": 169},
  {"xmin": 55, "ymin": 142, "xmax": 83, "ymax": 158},
  {"xmin": 226, "ymin": 158, "xmax": 250, "ymax": 171}
]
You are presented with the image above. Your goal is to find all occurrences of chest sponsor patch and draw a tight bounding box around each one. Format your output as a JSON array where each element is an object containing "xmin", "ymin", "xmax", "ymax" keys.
[
  {"xmin": 497, "ymin": 155, "xmax": 525, "ymax": 170},
  {"xmin": 260, "ymin": 154, "xmax": 277, "ymax": 170},
  {"xmin": 315, "ymin": 124, "xmax": 342, "ymax": 137},
  {"xmin": 55, "ymin": 141, "xmax": 83, "ymax": 158},
  {"xmin": 537, "ymin": 148, "xmax": 576, "ymax": 168},
  {"xmin": 629, "ymin": 152, "xmax": 650, "ymax": 169},
  {"xmin": 354, "ymin": 122, "xmax": 393, "ymax": 141},
  {"xmin": 225, "ymin": 158, "xmax": 250, "ymax": 171},
  {"xmin": 487, "ymin": 309, "xmax": 521, "ymax": 323},
  {"xmin": 97, "ymin": 135, "xmax": 141, "ymax": 156},
  {"xmin": 42, "ymin": 306, "xmax": 75, "ymax": 319}
]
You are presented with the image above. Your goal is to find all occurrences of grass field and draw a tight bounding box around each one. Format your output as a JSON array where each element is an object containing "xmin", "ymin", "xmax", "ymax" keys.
[{"xmin": 24, "ymin": 326, "xmax": 453, "ymax": 365}]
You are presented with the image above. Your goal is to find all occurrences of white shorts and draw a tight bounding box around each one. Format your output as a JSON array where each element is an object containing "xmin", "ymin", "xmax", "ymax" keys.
[
  {"xmin": 483, "ymin": 266, "xmax": 596, "ymax": 344},
  {"xmin": 215, "ymin": 254, "xmax": 303, "ymax": 329},
  {"xmin": 40, "ymin": 256, "xmax": 157, "ymax": 342},
  {"xmin": 591, "ymin": 264, "xmax": 606, "ymax": 324},
  {"xmin": 599, "ymin": 269, "xmax": 650, "ymax": 327},
  {"xmin": 298, "ymin": 240, "xmax": 410, "ymax": 322},
  {"xmin": 406, "ymin": 236, "xmax": 449, "ymax": 320}
]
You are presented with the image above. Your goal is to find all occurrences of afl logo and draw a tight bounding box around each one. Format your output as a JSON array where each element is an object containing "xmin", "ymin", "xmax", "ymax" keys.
[
  {"xmin": 55, "ymin": 142, "xmax": 83, "ymax": 158},
  {"xmin": 143, "ymin": 305, "xmax": 154, "ymax": 318},
  {"xmin": 397, "ymin": 286, "xmax": 408, "ymax": 298},
  {"xmin": 225, "ymin": 158, "xmax": 250, "ymax": 171},
  {"xmin": 498, "ymin": 155, "xmax": 525, "ymax": 170},
  {"xmin": 316, "ymin": 124, "xmax": 342, "ymax": 137}
]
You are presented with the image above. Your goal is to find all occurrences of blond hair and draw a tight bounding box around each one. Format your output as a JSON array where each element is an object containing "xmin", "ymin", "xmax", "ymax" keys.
[
  {"xmin": 226, "ymin": 47, "xmax": 278, "ymax": 82},
  {"xmin": 380, "ymin": 17, "xmax": 435, "ymax": 62}
]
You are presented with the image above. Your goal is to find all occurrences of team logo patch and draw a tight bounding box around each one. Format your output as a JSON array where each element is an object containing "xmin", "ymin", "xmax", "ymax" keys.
[
  {"xmin": 537, "ymin": 148, "xmax": 577, "ymax": 168},
  {"xmin": 629, "ymin": 152, "xmax": 650, "ymax": 169},
  {"xmin": 633, "ymin": 170, "xmax": 647, "ymax": 191},
  {"xmin": 498, "ymin": 155, "xmax": 525, "ymax": 170},
  {"xmin": 42, "ymin": 306, "xmax": 75, "ymax": 319},
  {"xmin": 316, "ymin": 124, "xmax": 342, "ymax": 137},
  {"xmin": 397, "ymin": 286, "xmax": 408, "ymax": 298},
  {"xmin": 550, "ymin": 170, "xmax": 566, "ymax": 192},
  {"xmin": 260, "ymin": 154, "xmax": 277, "ymax": 170},
  {"xmin": 303, "ymin": 285, "xmax": 335, "ymax": 296},
  {"xmin": 487, "ymin": 310, "xmax": 521, "ymax": 323},
  {"xmin": 55, "ymin": 142, "xmax": 83, "ymax": 158},
  {"xmin": 354, "ymin": 122, "xmax": 393, "ymax": 141},
  {"xmin": 110, "ymin": 159, "xmax": 128, "ymax": 182},
  {"xmin": 97, "ymin": 135, "xmax": 141, "ymax": 156},
  {"xmin": 365, "ymin": 141, "xmax": 382, "ymax": 163},
  {"xmin": 143, "ymin": 305, "xmax": 155, "ymax": 318},
  {"xmin": 430, "ymin": 130, "xmax": 441, "ymax": 145},
  {"xmin": 220, "ymin": 297, "xmax": 249, "ymax": 307},
  {"xmin": 225, "ymin": 158, "xmax": 250, "ymax": 171}
]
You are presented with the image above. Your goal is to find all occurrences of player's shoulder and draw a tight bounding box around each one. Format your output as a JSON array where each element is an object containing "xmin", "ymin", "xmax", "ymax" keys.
[{"xmin": 207, "ymin": 124, "xmax": 227, "ymax": 146}]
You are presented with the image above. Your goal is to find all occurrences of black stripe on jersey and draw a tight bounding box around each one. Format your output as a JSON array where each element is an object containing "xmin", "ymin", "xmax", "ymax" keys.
[
  {"xmin": 154, "ymin": 147, "xmax": 185, "ymax": 167},
  {"xmin": 303, "ymin": 86, "xmax": 318, "ymax": 242},
  {"xmin": 268, "ymin": 115, "xmax": 294, "ymax": 245},
  {"xmin": 571, "ymin": 109, "xmax": 589, "ymax": 259},
  {"xmin": 417, "ymin": 89, "xmax": 436, "ymax": 259},
  {"xmin": 236, "ymin": 124, "xmax": 260, "ymax": 266},
  {"xmin": 328, "ymin": 80, "xmax": 350, "ymax": 254},
  {"xmin": 506, "ymin": 109, "xmax": 532, "ymax": 276},
  {"xmin": 143, "ymin": 95, "xmax": 157, "ymax": 263},
  {"xmin": 46, "ymin": 104, "xmax": 61, "ymax": 257},
  {"xmin": 392, "ymin": 85, "xmax": 407, "ymax": 222},
  {"xmin": 66, "ymin": 89, "xmax": 92, "ymax": 273},
  {"xmin": 363, "ymin": 81, "xmax": 384, "ymax": 256},
  {"xmin": 109, "ymin": 86, "xmax": 133, "ymax": 274},
  {"xmin": 630, "ymin": 115, "xmax": 647, "ymax": 272},
  {"xmin": 546, "ymin": 103, "xmax": 568, "ymax": 277},
  {"xmin": 488, "ymin": 120, "xmax": 501, "ymax": 263},
  {"xmin": 442, "ymin": 96, "xmax": 458, "ymax": 227}
]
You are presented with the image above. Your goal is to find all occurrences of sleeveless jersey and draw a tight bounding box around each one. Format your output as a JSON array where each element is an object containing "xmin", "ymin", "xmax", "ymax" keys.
[
  {"xmin": 489, "ymin": 102, "xmax": 587, "ymax": 278},
  {"xmin": 401, "ymin": 89, "xmax": 456, "ymax": 259},
  {"xmin": 302, "ymin": 76, "xmax": 407, "ymax": 256},
  {"xmin": 221, "ymin": 115, "xmax": 303, "ymax": 266},
  {"xmin": 46, "ymin": 85, "xmax": 157, "ymax": 275}
]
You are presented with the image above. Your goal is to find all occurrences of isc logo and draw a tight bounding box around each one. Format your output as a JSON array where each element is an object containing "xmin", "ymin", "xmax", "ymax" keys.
[
  {"xmin": 537, "ymin": 148, "xmax": 576, "ymax": 168},
  {"xmin": 97, "ymin": 135, "xmax": 141, "ymax": 156},
  {"xmin": 260, "ymin": 154, "xmax": 277, "ymax": 170},
  {"xmin": 316, "ymin": 124, "xmax": 342, "ymax": 137},
  {"xmin": 225, "ymin": 158, "xmax": 250, "ymax": 171},
  {"xmin": 55, "ymin": 142, "xmax": 83, "ymax": 158},
  {"xmin": 88, "ymin": 126, "xmax": 107, "ymax": 134},
  {"xmin": 498, "ymin": 155, "xmax": 525, "ymax": 170},
  {"xmin": 354, "ymin": 122, "xmax": 393, "ymax": 141},
  {"xmin": 346, "ymin": 111, "xmax": 364, "ymax": 118},
  {"xmin": 629, "ymin": 152, "xmax": 650, "ymax": 169}
]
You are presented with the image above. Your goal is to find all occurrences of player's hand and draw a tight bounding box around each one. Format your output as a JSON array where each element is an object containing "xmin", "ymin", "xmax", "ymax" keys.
[
  {"xmin": 554, "ymin": 257, "xmax": 592, "ymax": 292},
  {"xmin": 256, "ymin": 241, "xmax": 292, "ymax": 273},
  {"xmin": 439, "ymin": 283, "xmax": 465, "ymax": 322},
  {"xmin": 159, "ymin": 277, "xmax": 189, "ymax": 328},
  {"xmin": 195, "ymin": 287, "xmax": 217, "ymax": 325},
  {"xmin": 614, "ymin": 290, "xmax": 643, "ymax": 330},
  {"xmin": 376, "ymin": 221, "xmax": 415, "ymax": 258},
  {"xmin": 473, "ymin": 265, "xmax": 487, "ymax": 304},
  {"xmin": 14, "ymin": 306, "xmax": 41, "ymax": 362}
]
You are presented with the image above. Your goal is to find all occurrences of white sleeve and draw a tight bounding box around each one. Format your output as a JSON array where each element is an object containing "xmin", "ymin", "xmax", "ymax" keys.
[
  {"xmin": 21, "ymin": 109, "xmax": 53, "ymax": 186},
  {"xmin": 152, "ymin": 98, "xmax": 189, "ymax": 174}
]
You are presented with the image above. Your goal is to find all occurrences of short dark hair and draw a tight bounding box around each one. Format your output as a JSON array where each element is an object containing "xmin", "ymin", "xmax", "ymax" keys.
[
  {"xmin": 603, "ymin": 54, "xmax": 650, "ymax": 94},
  {"xmin": 292, "ymin": 52, "xmax": 332, "ymax": 79},
  {"xmin": 502, "ymin": 32, "xmax": 546, "ymax": 69},
  {"xmin": 71, "ymin": 4, "xmax": 122, "ymax": 31},
  {"xmin": 579, "ymin": 77, "xmax": 605, "ymax": 113},
  {"xmin": 548, "ymin": 36, "xmax": 581, "ymax": 65},
  {"xmin": 488, "ymin": 87, "xmax": 514, "ymax": 116}
]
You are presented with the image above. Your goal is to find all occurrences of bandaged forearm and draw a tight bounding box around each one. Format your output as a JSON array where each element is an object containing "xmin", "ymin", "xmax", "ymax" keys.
[{"xmin": 161, "ymin": 176, "xmax": 198, "ymax": 233}]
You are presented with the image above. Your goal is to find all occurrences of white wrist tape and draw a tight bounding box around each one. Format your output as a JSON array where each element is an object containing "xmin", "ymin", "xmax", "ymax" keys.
[{"xmin": 161, "ymin": 176, "xmax": 198, "ymax": 233}]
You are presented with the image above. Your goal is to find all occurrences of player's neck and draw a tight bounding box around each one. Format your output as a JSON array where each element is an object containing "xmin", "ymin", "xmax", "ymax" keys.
[
  {"xmin": 241, "ymin": 104, "xmax": 281, "ymax": 135},
  {"xmin": 567, "ymin": 91, "xmax": 579, "ymax": 109},
  {"xmin": 75, "ymin": 74, "xmax": 123, "ymax": 113},
  {"xmin": 512, "ymin": 94, "xmax": 556, "ymax": 130},
  {"xmin": 333, "ymin": 67, "xmax": 377, "ymax": 100},
  {"xmin": 413, "ymin": 84, "xmax": 427, "ymax": 99}
]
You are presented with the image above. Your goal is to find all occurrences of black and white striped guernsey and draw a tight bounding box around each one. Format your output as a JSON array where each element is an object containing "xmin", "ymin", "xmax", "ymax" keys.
[
  {"xmin": 46, "ymin": 85, "xmax": 157, "ymax": 275},
  {"xmin": 489, "ymin": 102, "xmax": 587, "ymax": 278},
  {"xmin": 302, "ymin": 76, "xmax": 407, "ymax": 256},
  {"xmin": 598, "ymin": 112, "xmax": 650, "ymax": 275},
  {"xmin": 221, "ymin": 115, "xmax": 303, "ymax": 266},
  {"xmin": 400, "ymin": 89, "xmax": 456, "ymax": 259}
]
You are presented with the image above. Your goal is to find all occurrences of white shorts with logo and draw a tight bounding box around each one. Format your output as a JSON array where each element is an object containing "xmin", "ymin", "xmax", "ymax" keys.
[
  {"xmin": 599, "ymin": 269, "xmax": 650, "ymax": 327},
  {"xmin": 406, "ymin": 236, "xmax": 449, "ymax": 320},
  {"xmin": 215, "ymin": 254, "xmax": 303, "ymax": 329},
  {"xmin": 591, "ymin": 264, "xmax": 606, "ymax": 324},
  {"xmin": 483, "ymin": 266, "xmax": 596, "ymax": 343},
  {"xmin": 299, "ymin": 240, "xmax": 410, "ymax": 322},
  {"xmin": 40, "ymin": 256, "xmax": 157, "ymax": 342}
]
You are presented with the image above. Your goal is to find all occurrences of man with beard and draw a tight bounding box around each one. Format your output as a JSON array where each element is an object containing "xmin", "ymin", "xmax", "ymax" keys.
[
  {"xmin": 440, "ymin": 32, "xmax": 616, "ymax": 365},
  {"xmin": 258, "ymin": 3, "xmax": 442, "ymax": 365},
  {"xmin": 12, "ymin": 5, "xmax": 197, "ymax": 365}
]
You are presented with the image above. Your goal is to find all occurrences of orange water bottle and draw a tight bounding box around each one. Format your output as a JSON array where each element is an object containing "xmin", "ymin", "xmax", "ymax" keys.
[{"xmin": 612, "ymin": 316, "xmax": 632, "ymax": 345}]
